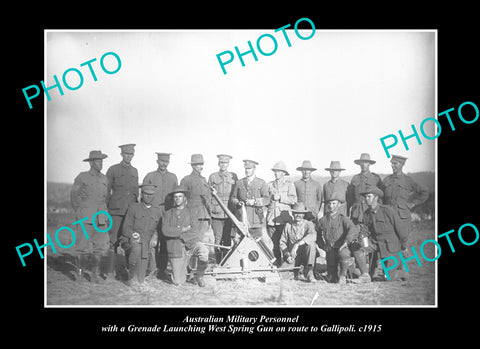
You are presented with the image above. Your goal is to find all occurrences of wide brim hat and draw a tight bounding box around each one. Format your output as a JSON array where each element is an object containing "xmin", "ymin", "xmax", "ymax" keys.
[
  {"xmin": 271, "ymin": 161, "xmax": 289, "ymax": 175},
  {"xmin": 354, "ymin": 153, "xmax": 376, "ymax": 165},
  {"xmin": 296, "ymin": 160, "xmax": 317, "ymax": 172},
  {"xmin": 324, "ymin": 195, "xmax": 345, "ymax": 204},
  {"xmin": 83, "ymin": 150, "xmax": 108, "ymax": 162},
  {"xmin": 291, "ymin": 202, "xmax": 310, "ymax": 214},
  {"xmin": 359, "ymin": 186, "xmax": 384, "ymax": 198},
  {"xmin": 170, "ymin": 185, "xmax": 189, "ymax": 196},
  {"xmin": 324, "ymin": 161, "xmax": 345, "ymax": 171},
  {"xmin": 188, "ymin": 154, "xmax": 204, "ymax": 164}
]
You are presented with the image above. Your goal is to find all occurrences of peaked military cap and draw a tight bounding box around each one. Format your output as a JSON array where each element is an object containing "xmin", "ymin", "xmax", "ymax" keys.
[
  {"xmin": 119, "ymin": 144, "xmax": 136, "ymax": 153},
  {"xmin": 156, "ymin": 152, "xmax": 172, "ymax": 161},
  {"xmin": 390, "ymin": 154, "xmax": 408, "ymax": 165},
  {"xmin": 359, "ymin": 185, "xmax": 384, "ymax": 198},
  {"xmin": 243, "ymin": 159, "xmax": 259, "ymax": 168},
  {"xmin": 140, "ymin": 183, "xmax": 157, "ymax": 194},
  {"xmin": 83, "ymin": 150, "xmax": 108, "ymax": 162},
  {"xmin": 217, "ymin": 154, "xmax": 232, "ymax": 162}
]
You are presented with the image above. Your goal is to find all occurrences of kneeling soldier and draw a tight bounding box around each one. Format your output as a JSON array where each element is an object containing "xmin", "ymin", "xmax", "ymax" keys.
[
  {"xmin": 279, "ymin": 203, "xmax": 317, "ymax": 283},
  {"xmin": 316, "ymin": 196, "xmax": 370, "ymax": 284},
  {"xmin": 360, "ymin": 185, "xmax": 409, "ymax": 281},
  {"xmin": 121, "ymin": 184, "xmax": 162, "ymax": 285},
  {"xmin": 162, "ymin": 185, "xmax": 209, "ymax": 287}
]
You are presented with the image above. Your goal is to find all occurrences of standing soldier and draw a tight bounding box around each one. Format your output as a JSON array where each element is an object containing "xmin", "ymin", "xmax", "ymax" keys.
[
  {"xmin": 266, "ymin": 161, "xmax": 297, "ymax": 266},
  {"xmin": 294, "ymin": 160, "xmax": 322, "ymax": 222},
  {"xmin": 230, "ymin": 160, "xmax": 271, "ymax": 246},
  {"xmin": 323, "ymin": 161, "xmax": 349, "ymax": 216},
  {"xmin": 180, "ymin": 154, "xmax": 212, "ymax": 249},
  {"xmin": 120, "ymin": 184, "xmax": 162, "ymax": 285},
  {"xmin": 105, "ymin": 143, "xmax": 139, "ymax": 280},
  {"xmin": 380, "ymin": 155, "xmax": 429, "ymax": 238},
  {"xmin": 348, "ymin": 153, "xmax": 382, "ymax": 224},
  {"xmin": 360, "ymin": 185, "xmax": 409, "ymax": 281},
  {"xmin": 208, "ymin": 154, "xmax": 238, "ymax": 264},
  {"xmin": 143, "ymin": 152, "xmax": 178, "ymax": 279},
  {"xmin": 70, "ymin": 150, "xmax": 111, "ymax": 283}
]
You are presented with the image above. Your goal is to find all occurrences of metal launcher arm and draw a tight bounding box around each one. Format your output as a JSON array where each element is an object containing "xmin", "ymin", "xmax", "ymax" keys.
[{"xmin": 209, "ymin": 186, "xmax": 251, "ymax": 238}]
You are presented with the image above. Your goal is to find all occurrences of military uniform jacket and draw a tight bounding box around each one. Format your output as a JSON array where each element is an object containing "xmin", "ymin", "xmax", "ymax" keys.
[
  {"xmin": 266, "ymin": 178, "xmax": 297, "ymax": 226},
  {"xmin": 143, "ymin": 170, "xmax": 178, "ymax": 210},
  {"xmin": 363, "ymin": 204, "xmax": 408, "ymax": 257},
  {"xmin": 316, "ymin": 213, "xmax": 359, "ymax": 249},
  {"xmin": 208, "ymin": 170, "xmax": 238, "ymax": 219},
  {"xmin": 122, "ymin": 202, "xmax": 162, "ymax": 258},
  {"xmin": 381, "ymin": 173, "xmax": 429, "ymax": 219},
  {"xmin": 162, "ymin": 206, "xmax": 201, "ymax": 258},
  {"xmin": 279, "ymin": 220, "xmax": 317, "ymax": 253},
  {"xmin": 322, "ymin": 178, "xmax": 349, "ymax": 215},
  {"xmin": 230, "ymin": 176, "xmax": 270, "ymax": 228},
  {"xmin": 106, "ymin": 161, "xmax": 139, "ymax": 216},
  {"xmin": 70, "ymin": 169, "xmax": 108, "ymax": 226},
  {"xmin": 347, "ymin": 171, "xmax": 382, "ymax": 220},
  {"xmin": 294, "ymin": 178, "xmax": 322, "ymax": 215},
  {"xmin": 180, "ymin": 171, "xmax": 212, "ymax": 220}
]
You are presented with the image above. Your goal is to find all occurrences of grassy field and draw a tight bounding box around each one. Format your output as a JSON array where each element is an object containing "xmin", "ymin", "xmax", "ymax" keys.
[{"xmin": 46, "ymin": 213, "xmax": 435, "ymax": 306}]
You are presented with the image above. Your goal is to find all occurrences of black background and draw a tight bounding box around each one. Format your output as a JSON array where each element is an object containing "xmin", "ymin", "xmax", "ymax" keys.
[{"xmin": 7, "ymin": 3, "xmax": 479, "ymax": 344}]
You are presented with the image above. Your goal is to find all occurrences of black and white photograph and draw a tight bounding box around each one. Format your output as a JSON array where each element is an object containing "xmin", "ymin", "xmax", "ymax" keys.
[{"xmin": 44, "ymin": 30, "xmax": 436, "ymax": 307}]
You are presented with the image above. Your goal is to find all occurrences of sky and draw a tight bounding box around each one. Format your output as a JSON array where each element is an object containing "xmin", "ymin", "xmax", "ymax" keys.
[{"xmin": 46, "ymin": 30, "xmax": 436, "ymax": 184}]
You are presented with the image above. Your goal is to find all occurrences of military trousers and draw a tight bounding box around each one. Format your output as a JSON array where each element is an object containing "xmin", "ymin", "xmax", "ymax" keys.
[
  {"xmin": 292, "ymin": 241, "xmax": 317, "ymax": 267},
  {"xmin": 211, "ymin": 218, "xmax": 233, "ymax": 263},
  {"xmin": 72, "ymin": 222, "xmax": 110, "ymax": 257},
  {"xmin": 109, "ymin": 214, "xmax": 126, "ymax": 246},
  {"xmin": 267, "ymin": 224, "xmax": 285, "ymax": 267},
  {"xmin": 169, "ymin": 242, "xmax": 209, "ymax": 285},
  {"xmin": 127, "ymin": 241, "xmax": 149, "ymax": 283},
  {"xmin": 325, "ymin": 245, "xmax": 364, "ymax": 281}
]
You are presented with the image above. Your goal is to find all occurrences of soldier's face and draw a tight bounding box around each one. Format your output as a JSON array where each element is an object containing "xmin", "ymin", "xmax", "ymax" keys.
[
  {"xmin": 157, "ymin": 159, "xmax": 169, "ymax": 172},
  {"xmin": 391, "ymin": 160, "xmax": 403, "ymax": 173},
  {"xmin": 364, "ymin": 193, "xmax": 378, "ymax": 207},
  {"xmin": 329, "ymin": 170, "xmax": 340, "ymax": 179},
  {"xmin": 273, "ymin": 170, "xmax": 285, "ymax": 180},
  {"xmin": 327, "ymin": 200, "xmax": 339, "ymax": 214},
  {"xmin": 359, "ymin": 161, "xmax": 370, "ymax": 172},
  {"xmin": 293, "ymin": 212, "xmax": 305, "ymax": 223},
  {"xmin": 142, "ymin": 192, "xmax": 154, "ymax": 205},
  {"xmin": 91, "ymin": 159, "xmax": 103, "ymax": 172},
  {"xmin": 173, "ymin": 193, "xmax": 186, "ymax": 207},
  {"xmin": 121, "ymin": 152, "xmax": 134, "ymax": 164},
  {"xmin": 245, "ymin": 167, "xmax": 255, "ymax": 177},
  {"xmin": 301, "ymin": 170, "xmax": 312, "ymax": 180},
  {"xmin": 192, "ymin": 164, "xmax": 203, "ymax": 174},
  {"xmin": 218, "ymin": 161, "xmax": 229, "ymax": 171}
]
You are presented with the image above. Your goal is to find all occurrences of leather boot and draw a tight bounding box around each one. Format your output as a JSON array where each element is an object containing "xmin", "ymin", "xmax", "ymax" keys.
[
  {"xmin": 195, "ymin": 260, "xmax": 208, "ymax": 287},
  {"xmin": 304, "ymin": 265, "xmax": 317, "ymax": 283},
  {"xmin": 90, "ymin": 255, "xmax": 103, "ymax": 284},
  {"xmin": 339, "ymin": 257, "xmax": 355, "ymax": 284},
  {"xmin": 74, "ymin": 255, "xmax": 85, "ymax": 282}
]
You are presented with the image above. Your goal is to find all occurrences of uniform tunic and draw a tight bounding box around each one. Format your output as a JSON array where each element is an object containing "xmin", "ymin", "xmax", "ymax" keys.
[
  {"xmin": 180, "ymin": 171, "xmax": 212, "ymax": 220},
  {"xmin": 347, "ymin": 170, "xmax": 382, "ymax": 222},
  {"xmin": 362, "ymin": 204, "xmax": 408, "ymax": 258},
  {"xmin": 316, "ymin": 212, "xmax": 359, "ymax": 249},
  {"xmin": 266, "ymin": 178, "xmax": 297, "ymax": 226},
  {"xmin": 279, "ymin": 220, "xmax": 317, "ymax": 252},
  {"xmin": 230, "ymin": 176, "xmax": 270, "ymax": 228},
  {"xmin": 208, "ymin": 170, "xmax": 238, "ymax": 219},
  {"xmin": 122, "ymin": 202, "xmax": 162, "ymax": 259},
  {"xmin": 162, "ymin": 206, "xmax": 200, "ymax": 258},
  {"xmin": 143, "ymin": 170, "xmax": 178, "ymax": 210},
  {"xmin": 322, "ymin": 178, "xmax": 349, "ymax": 216},
  {"xmin": 106, "ymin": 161, "xmax": 139, "ymax": 215},
  {"xmin": 70, "ymin": 169, "xmax": 110, "ymax": 255},
  {"xmin": 294, "ymin": 178, "xmax": 322, "ymax": 216}
]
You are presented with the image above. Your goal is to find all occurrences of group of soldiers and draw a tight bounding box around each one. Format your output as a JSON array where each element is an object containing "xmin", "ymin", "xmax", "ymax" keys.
[{"xmin": 69, "ymin": 144, "xmax": 430, "ymax": 287}]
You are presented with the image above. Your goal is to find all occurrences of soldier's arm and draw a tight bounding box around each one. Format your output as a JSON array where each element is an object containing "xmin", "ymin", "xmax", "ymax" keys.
[
  {"xmin": 70, "ymin": 175, "xmax": 83, "ymax": 210},
  {"xmin": 344, "ymin": 216, "xmax": 360, "ymax": 243},
  {"xmin": 316, "ymin": 181, "xmax": 323, "ymax": 213},
  {"xmin": 387, "ymin": 207, "xmax": 408, "ymax": 243},
  {"xmin": 299, "ymin": 221, "xmax": 317, "ymax": 244},
  {"xmin": 279, "ymin": 182, "xmax": 297, "ymax": 205},
  {"xmin": 122, "ymin": 206, "xmax": 136, "ymax": 239},
  {"xmin": 133, "ymin": 169, "xmax": 139, "ymax": 202},
  {"xmin": 105, "ymin": 166, "xmax": 114, "ymax": 204},
  {"xmin": 279, "ymin": 225, "xmax": 289, "ymax": 254},
  {"xmin": 255, "ymin": 180, "xmax": 271, "ymax": 207},
  {"xmin": 230, "ymin": 182, "xmax": 241, "ymax": 207}
]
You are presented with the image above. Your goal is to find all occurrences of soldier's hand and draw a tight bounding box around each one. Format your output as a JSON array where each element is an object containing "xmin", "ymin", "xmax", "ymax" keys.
[
  {"xmin": 291, "ymin": 244, "xmax": 299, "ymax": 259},
  {"xmin": 237, "ymin": 201, "xmax": 245, "ymax": 207},
  {"xmin": 284, "ymin": 252, "xmax": 294, "ymax": 264},
  {"xmin": 246, "ymin": 199, "xmax": 255, "ymax": 206},
  {"xmin": 272, "ymin": 193, "xmax": 280, "ymax": 201},
  {"xmin": 150, "ymin": 238, "xmax": 158, "ymax": 248},
  {"xmin": 182, "ymin": 225, "xmax": 192, "ymax": 233}
]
